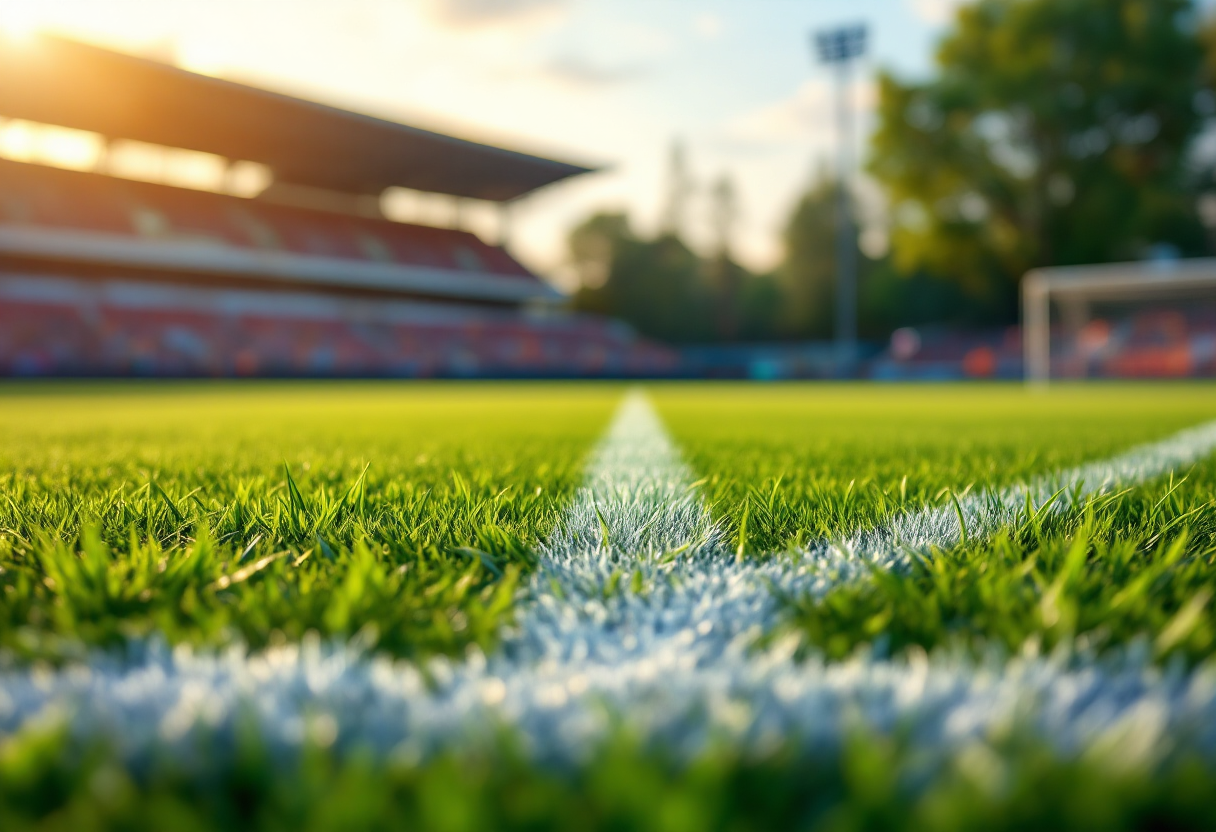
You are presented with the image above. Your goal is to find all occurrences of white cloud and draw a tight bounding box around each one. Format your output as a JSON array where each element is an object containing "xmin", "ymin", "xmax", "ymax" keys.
[
  {"xmin": 907, "ymin": 0, "xmax": 967, "ymax": 25},
  {"xmin": 421, "ymin": 0, "xmax": 568, "ymax": 28},
  {"xmin": 724, "ymin": 78, "xmax": 877, "ymax": 147},
  {"xmin": 535, "ymin": 55, "xmax": 648, "ymax": 89}
]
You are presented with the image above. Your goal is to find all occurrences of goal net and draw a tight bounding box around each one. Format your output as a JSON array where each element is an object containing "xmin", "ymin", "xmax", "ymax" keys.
[{"xmin": 1023, "ymin": 259, "xmax": 1216, "ymax": 383}]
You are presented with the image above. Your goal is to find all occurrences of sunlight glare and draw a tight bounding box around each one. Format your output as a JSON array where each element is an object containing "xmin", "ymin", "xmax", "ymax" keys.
[{"xmin": 0, "ymin": 0, "xmax": 42, "ymax": 42}]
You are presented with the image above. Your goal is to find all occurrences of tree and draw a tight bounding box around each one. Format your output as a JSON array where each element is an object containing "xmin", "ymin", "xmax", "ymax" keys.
[
  {"xmin": 870, "ymin": 0, "xmax": 1209, "ymax": 319},
  {"xmin": 706, "ymin": 174, "xmax": 744, "ymax": 339},
  {"xmin": 775, "ymin": 177, "xmax": 866, "ymax": 339},
  {"xmin": 566, "ymin": 206, "xmax": 785, "ymax": 344},
  {"xmin": 569, "ymin": 213, "xmax": 716, "ymax": 343}
]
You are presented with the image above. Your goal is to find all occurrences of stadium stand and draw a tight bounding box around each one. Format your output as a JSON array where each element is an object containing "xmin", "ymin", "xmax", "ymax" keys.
[
  {"xmin": 0, "ymin": 158, "xmax": 536, "ymax": 278},
  {"xmin": 0, "ymin": 35, "xmax": 677, "ymax": 378},
  {"xmin": 0, "ymin": 273, "xmax": 672, "ymax": 378}
]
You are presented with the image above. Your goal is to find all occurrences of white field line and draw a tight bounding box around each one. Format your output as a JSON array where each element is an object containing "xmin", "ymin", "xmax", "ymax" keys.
[
  {"xmin": 852, "ymin": 416, "xmax": 1216, "ymax": 571},
  {"xmin": 4, "ymin": 393, "xmax": 1216, "ymax": 774}
]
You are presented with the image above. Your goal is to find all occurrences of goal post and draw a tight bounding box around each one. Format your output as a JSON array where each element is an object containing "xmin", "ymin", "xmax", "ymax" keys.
[{"xmin": 1023, "ymin": 258, "xmax": 1216, "ymax": 384}]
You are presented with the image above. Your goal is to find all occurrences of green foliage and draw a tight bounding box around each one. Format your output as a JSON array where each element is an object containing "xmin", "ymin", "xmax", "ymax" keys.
[
  {"xmin": 870, "ymin": 0, "xmax": 1209, "ymax": 317},
  {"xmin": 569, "ymin": 213, "xmax": 716, "ymax": 343},
  {"xmin": 568, "ymin": 212, "xmax": 779, "ymax": 344},
  {"xmin": 774, "ymin": 179, "xmax": 989, "ymax": 339},
  {"xmin": 734, "ymin": 271, "xmax": 786, "ymax": 341},
  {"xmin": 777, "ymin": 179, "xmax": 962, "ymax": 339},
  {"xmin": 775, "ymin": 178, "xmax": 859, "ymax": 339},
  {"xmin": 0, "ymin": 382, "xmax": 618, "ymax": 661},
  {"xmin": 858, "ymin": 263, "xmax": 984, "ymax": 334}
]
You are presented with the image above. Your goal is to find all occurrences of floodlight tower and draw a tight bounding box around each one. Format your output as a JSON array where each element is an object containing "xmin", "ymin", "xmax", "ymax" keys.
[{"xmin": 813, "ymin": 24, "xmax": 867, "ymax": 376}]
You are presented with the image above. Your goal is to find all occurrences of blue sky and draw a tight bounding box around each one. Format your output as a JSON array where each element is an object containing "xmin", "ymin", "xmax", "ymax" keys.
[{"xmin": 0, "ymin": 0, "xmax": 968, "ymax": 281}]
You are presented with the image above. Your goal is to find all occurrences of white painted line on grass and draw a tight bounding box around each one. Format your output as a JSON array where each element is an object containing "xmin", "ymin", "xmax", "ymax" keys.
[
  {"xmin": 539, "ymin": 389, "xmax": 723, "ymax": 570},
  {"xmin": 3, "ymin": 394, "xmax": 1216, "ymax": 775},
  {"xmin": 851, "ymin": 417, "xmax": 1216, "ymax": 570}
]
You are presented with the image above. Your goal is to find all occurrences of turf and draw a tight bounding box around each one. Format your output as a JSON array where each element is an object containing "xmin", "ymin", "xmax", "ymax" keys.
[
  {"xmin": 5, "ymin": 381, "xmax": 1216, "ymax": 830},
  {"xmin": 653, "ymin": 383, "xmax": 1216, "ymax": 551},
  {"xmin": 779, "ymin": 465, "xmax": 1216, "ymax": 664},
  {"xmin": 5, "ymin": 728, "xmax": 1216, "ymax": 832},
  {"xmin": 0, "ymin": 382, "xmax": 619, "ymax": 660},
  {"xmin": 651, "ymin": 384, "xmax": 1216, "ymax": 665}
]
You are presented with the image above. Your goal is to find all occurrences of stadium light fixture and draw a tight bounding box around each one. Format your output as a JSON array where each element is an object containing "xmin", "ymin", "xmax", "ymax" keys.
[
  {"xmin": 815, "ymin": 26, "xmax": 867, "ymax": 65},
  {"xmin": 812, "ymin": 24, "xmax": 867, "ymax": 376}
]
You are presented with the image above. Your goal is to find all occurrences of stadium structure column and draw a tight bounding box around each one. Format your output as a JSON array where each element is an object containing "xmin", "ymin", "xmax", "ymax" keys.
[
  {"xmin": 499, "ymin": 201, "xmax": 513, "ymax": 249},
  {"xmin": 814, "ymin": 24, "xmax": 867, "ymax": 377}
]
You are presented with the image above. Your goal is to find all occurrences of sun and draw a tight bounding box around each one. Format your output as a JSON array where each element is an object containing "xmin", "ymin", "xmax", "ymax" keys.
[{"xmin": 0, "ymin": 0, "xmax": 44, "ymax": 42}]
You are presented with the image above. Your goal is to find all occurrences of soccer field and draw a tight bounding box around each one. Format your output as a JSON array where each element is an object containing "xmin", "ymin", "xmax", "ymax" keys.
[{"xmin": 4, "ymin": 382, "xmax": 1216, "ymax": 830}]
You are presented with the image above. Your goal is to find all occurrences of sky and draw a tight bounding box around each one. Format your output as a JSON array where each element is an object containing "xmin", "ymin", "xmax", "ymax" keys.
[{"xmin": 0, "ymin": 0, "xmax": 970, "ymax": 286}]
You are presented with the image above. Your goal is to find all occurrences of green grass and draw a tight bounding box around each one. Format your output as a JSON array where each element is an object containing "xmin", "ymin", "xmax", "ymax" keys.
[
  {"xmin": 653, "ymin": 384, "xmax": 1216, "ymax": 664},
  {"xmin": 0, "ymin": 382, "xmax": 620, "ymax": 661},
  {"xmin": 654, "ymin": 383, "xmax": 1216, "ymax": 553},
  {"xmin": 5, "ymin": 382, "xmax": 1216, "ymax": 665},
  {"xmin": 6, "ymin": 381, "xmax": 1216, "ymax": 830},
  {"xmin": 5, "ymin": 721, "xmax": 1216, "ymax": 832},
  {"xmin": 778, "ymin": 466, "xmax": 1216, "ymax": 665}
]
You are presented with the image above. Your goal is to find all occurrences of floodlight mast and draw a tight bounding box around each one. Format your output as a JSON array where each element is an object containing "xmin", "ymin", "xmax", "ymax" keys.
[{"xmin": 813, "ymin": 24, "xmax": 867, "ymax": 376}]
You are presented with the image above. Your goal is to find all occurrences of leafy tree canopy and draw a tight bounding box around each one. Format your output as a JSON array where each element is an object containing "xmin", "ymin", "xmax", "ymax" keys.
[
  {"xmin": 569, "ymin": 213, "xmax": 716, "ymax": 343},
  {"xmin": 776, "ymin": 178, "xmax": 840, "ymax": 339},
  {"xmin": 568, "ymin": 213, "xmax": 781, "ymax": 344},
  {"xmin": 870, "ymin": 0, "xmax": 1210, "ymax": 315}
]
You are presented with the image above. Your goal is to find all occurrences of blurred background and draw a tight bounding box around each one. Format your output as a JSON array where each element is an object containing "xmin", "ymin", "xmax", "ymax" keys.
[{"xmin": 3, "ymin": 0, "xmax": 1216, "ymax": 381}]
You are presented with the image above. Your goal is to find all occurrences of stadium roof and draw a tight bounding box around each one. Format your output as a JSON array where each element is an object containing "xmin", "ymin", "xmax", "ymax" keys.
[{"xmin": 0, "ymin": 34, "xmax": 596, "ymax": 202}]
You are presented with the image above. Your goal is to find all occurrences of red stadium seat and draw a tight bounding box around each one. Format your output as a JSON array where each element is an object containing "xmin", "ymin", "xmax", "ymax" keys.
[{"xmin": 0, "ymin": 157, "xmax": 535, "ymax": 279}]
